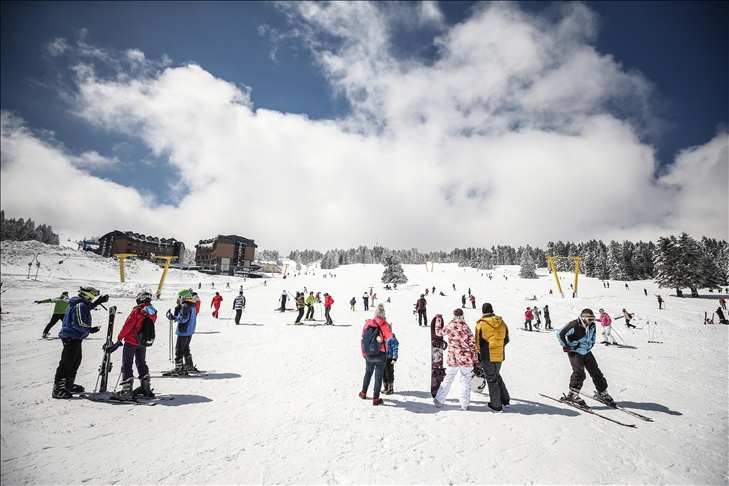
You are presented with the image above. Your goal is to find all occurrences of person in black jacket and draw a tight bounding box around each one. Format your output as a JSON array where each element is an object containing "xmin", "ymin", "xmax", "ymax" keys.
[{"xmin": 416, "ymin": 295, "xmax": 427, "ymax": 327}]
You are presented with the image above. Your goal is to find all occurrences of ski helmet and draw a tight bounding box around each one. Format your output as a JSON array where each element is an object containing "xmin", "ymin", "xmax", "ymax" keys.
[
  {"xmin": 79, "ymin": 286, "xmax": 100, "ymax": 302},
  {"xmin": 136, "ymin": 291, "xmax": 153, "ymax": 304}
]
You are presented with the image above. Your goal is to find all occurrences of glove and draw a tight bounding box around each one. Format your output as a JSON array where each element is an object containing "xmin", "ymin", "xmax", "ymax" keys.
[
  {"xmin": 105, "ymin": 340, "xmax": 122, "ymax": 353},
  {"xmin": 90, "ymin": 326, "xmax": 101, "ymax": 334},
  {"xmin": 563, "ymin": 346, "xmax": 571, "ymax": 353},
  {"xmin": 166, "ymin": 310, "xmax": 173, "ymax": 320},
  {"xmin": 391, "ymin": 359, "xmax": 397, "ymax": 365},
  {"xmin": 93, "ymin": 294, "xmax": 110, "ymax": 305},
  {"xmin": 473, "ymin": 365, "xmax": 480, "ymax": 375}
]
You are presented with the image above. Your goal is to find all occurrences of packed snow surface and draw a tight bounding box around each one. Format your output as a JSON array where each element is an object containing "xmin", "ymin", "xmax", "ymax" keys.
[{"xmin": 1, "ymin": 241, "xmax": 727, "ymax": 484}]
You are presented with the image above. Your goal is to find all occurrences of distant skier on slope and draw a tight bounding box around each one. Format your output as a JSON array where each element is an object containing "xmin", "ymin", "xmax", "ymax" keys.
[{"xmin": 36, "ymin": 290, "xmax": 69, "ymax": 338}]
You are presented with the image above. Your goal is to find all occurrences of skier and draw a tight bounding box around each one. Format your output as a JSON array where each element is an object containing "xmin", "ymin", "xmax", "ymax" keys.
[
  {"xmin": 543, "ymin": 304, "xmax": 552, "ymax": 330},
  {"xmin": 461, "ymin": 294, "xmax": 467, "ymax": 308},
  {"xmin": 469, "ymin": 294, "xmax": 476, "ymax": 309},
  {"xmin": 533, "ymin": 306, "xmax": 542, "ymax": 329},
  {"xmin": 210, "ymin": 292, "xmax": 223, "ymax": 318},
  {"xmin": 324, "ymin": 293, "xmax": 334, "ymax": 325},
  {"xmin": 416, "ymin": 294, "xmax": 428, "ymax": 327},
  {"xmin": 51, "ymin": 287, "xmax": 109, "ymax": 398},
  {"xmin": 350, "ymin": 296, "xmax": 356, "ymax": 311},
  {"xmin": 453, "ymin": 283, "xmax": 456, "ymax": 291},
  {"xmin": 233, "ymin": 291, "xmax": 246, "ymax": 325},
  {"xmin": 382, "ymin": 323, "xmax": 399, "ymax": 395},
  {"xmin": 294, "ymin": 292, "xmax": 305, "ymax": 325},
  {"xmin": 106, "ymin": 291, "xmax": 157, "ymax": 400},
  {"xmin": 656, "ymin": 294, "xmax": 664, "ymax": 309},
  {"xmin": 433, "ymin": 308, "xmax": 479, "ymax": 411},
  {"xmin": 359, "ymin": 303, "xmax": 394, "ymax": 406},
  {"xmin": 719, "ymin": 296, "xmax": 726, "ymax": 310},
  {"xmin": 280, "ymin": 290, "xmax": 288, "ymax": 312},
  {"xmin": 475, "ymin": 303, "xmax": 510, "ymax": 412},
  {"xmin": 362, "ymin": 291, "xmax": 370, "ymax": 311},
  {"xmin": 425, "ymin": 288, "xmax": 429, "ymax": 296},
  {"xmin": 166, "ymin": 289, "xmax": 198, "ymax": 374},
  {"xmin": 305, "ymin": 291, "xmax": 316, "ymax": 321},
  {"xmin": 36, "ymin": 290, "xmax": 69, "ymax": 338},
  {"xmin": 622, "ymin": 308, "xmax": 636, "ymax": 328},
  {"xmin": 716, "ymin": 307, "xmax": 728, "ymax": 324},
  {"xmin": 524, "ymin": 307, "xmax": 533, "ymax": 331},
  {"xmin": 556, "ymin": 308, "xmax": 615, "ymax": 407},
  {"xmin": 597, "ymin": 309, "xmax": 617, "ymax": 345}
]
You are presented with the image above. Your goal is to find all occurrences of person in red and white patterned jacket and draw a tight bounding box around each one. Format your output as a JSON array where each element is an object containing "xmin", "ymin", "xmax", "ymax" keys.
[{"xmin": 433, "ymin": 308, "xmax": 479, "ymax": 411}]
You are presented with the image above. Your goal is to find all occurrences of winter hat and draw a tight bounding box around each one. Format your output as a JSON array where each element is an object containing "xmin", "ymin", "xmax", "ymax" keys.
[
  {"xmin": 453, "ymin": 308, "xmax": 464, "ymax": 318},
  {"xmin": 482, "ymin": 303, "xmax": 493, "ymax": 314},
  {"xmin": 61, "ymin": 291, "xmax": 69, "ymax": 296},
  {"xmin": 435, "ymin": 313, "xmax": 443, "ymax": 320},
  {"xmin": 374, "ymin": 303, "xmax": 386, "ymax": 319}
]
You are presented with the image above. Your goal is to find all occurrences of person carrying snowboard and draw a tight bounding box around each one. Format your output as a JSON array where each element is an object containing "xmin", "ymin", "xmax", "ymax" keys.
[
  {"xmin": 359, "ymin": 303, "xmax": 394, "ymax": 406},
  {"xmin": 416, "ymin": 294, "xmax": 428, "ymax": 327},
  {"xmin": 324, "ymin": 293, "xmax": 334, "ymax": 325},
  {"xmin": 106, "ymin": 291, "xmax": 158, "ymax": 400},
  {"xmin": 475, "ymin": 303, "xmax": 510, "ymax": 412},
  {"xmin": 305, "ymin": 291, "xmax": 316, "ymax": 321},
  {"xmin": 294, "ymin": 292, "xmax": 305, "ymax": 325},
  {"xmin": 433, "ymin": 308, "xmax": 479, "ymax": 411},
  {"xmin": 597, "ymin": 308, "xmax": 617, "ymax": 345},
  {"xmin": 211, "ymin": 292, "xmax": 223, "ymax": 318},
  {"xmin": 233, "ymin": 291, "xmax": 246, "ymax": 325},
  {"xmin": 556, "ymin": 308, "xmax": 615, "ymax": 407},
  {"xmin": 166, "ymin": 289, "xmax": 198, "ymax": 374},
  {"xmin": 51, "ymin": 287, "xmax": 109, "ymax": 398},
  {"xmin": 36, "ymin": 290, "xmax": 69, "ymax": 338}
]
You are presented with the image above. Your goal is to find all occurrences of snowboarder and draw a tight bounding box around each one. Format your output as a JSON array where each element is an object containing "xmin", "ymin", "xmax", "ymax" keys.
[
  {"xmin": 36, "ymin": 290, "xmax": 69, "ymax": 338},
  {"xmin": 305, "ymin": 292, "xmax": 316, "ymax": 321},
  {"xmin": 597, "ymin": 308, "xmax": 617, "ymax": 345},
  {"xmin": 233, "ymin": 291, "xmax": 246, "ymax": 324},
  {"xmin": 210, "ymin": 292, "xmax": 223, "ymax": 318},
  {"xmin": 51, "ymin": 287, "xmax": 108, "ymax": 398},
  {"xmin": 359, "ymin": 304, "xmax": 394, "ymax": 406},
  {"xmin": 324, "ymin": 293, "xmax": 334, "ymax": 325},
  {"xmin": 416, "ymin": 294, "xmax": 428, "ymax": 327},
  {"xmin": 524, "ymin": 307, "xmax": 533, "ymax": 331},
  {"xmin": 622, "ymin": 308, "xmax": 636, "ymax": 328},
  {"xmin": 107, "ymin": 291, "xmax": 157, "ymax": 400},
  {"xmin": 433, "ymin": 308, "xmax": 479, "ymax": 411},
  {"xmin": 544, "ymin": 304, "xmax": 552, "ymax": 330},
  {"xmin": 294, "ymin": 292, "xmax": 305, "ymax": 325},
  {"xmin": 362, "ymin": 291, "xmax": 370, "ymax": 311},
  {"xmin": 556, "ymin": 308, "xmax": 615, "ymax": 407},
  {"xmin": 280, "ymin": 290, "xmax": 288, "ymax": 312},
  {"xmin": 166, "ymin": 289, "xmax": 198, "ymax": 374},
  {"xmin": 475, "ymin": 303, "xmax": 510, "ymax": 412}
]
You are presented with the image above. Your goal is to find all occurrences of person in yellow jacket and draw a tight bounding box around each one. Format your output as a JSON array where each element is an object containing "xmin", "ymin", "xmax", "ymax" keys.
[{"xmin": 474, "ymin": 302, "xmax": 511, "ymax": 412}]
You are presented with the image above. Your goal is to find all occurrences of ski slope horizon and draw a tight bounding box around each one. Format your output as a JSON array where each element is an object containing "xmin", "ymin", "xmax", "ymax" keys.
[{"xmin": 1, "ymin": 240, "xmax": 727, "ymax": 484}]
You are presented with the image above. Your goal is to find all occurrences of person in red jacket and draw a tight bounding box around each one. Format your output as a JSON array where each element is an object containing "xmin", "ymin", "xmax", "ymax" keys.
[
  {"xmin": 359, "ymin": 303, "xmax": 394, "ymax": 405},
  {"xmin": 524, "ymin": 307, "xmax": 534, "ymax": 331},
  {"xmin": 324, "ymin": 293, "xmax": 335, "ymax": 325},
  {"xmin": 106, "ymin": 291, "xmax": 158, "ymax": 400},
  {"xmin": 211, "ymin": 292, "xmax": 223, "ymax": 318}
]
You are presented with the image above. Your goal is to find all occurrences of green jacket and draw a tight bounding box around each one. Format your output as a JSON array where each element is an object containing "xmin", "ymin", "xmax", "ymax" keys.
[
  {"xmin": 40, "ymin": 294, "xmax": 70, "ymax": 315},
  {"xmin": 306, "ymin": 294, "xmax": 316, "ymax": 306}
]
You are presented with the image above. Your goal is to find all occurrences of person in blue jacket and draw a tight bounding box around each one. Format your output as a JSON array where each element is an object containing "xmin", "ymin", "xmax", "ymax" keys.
[
  {"xmin": 382, "ymin": 327, "xmax": 399, "ymax": 395},
  {"xmin": 166, "ymin": 289, "xmax": 198, "ymax": 375},
  {"xmin": 52, "ymin": 286, "xmax": 109, "ymax": 398},
  {"xmin": 556, "ymin": 308, "xmax": 614, "ymax": 407}
]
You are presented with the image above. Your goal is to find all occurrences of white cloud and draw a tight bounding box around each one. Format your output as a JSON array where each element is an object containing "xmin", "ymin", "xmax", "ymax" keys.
[{"xmin": 2, "ymin": 2, "xmax": 726, "ymax": 252}]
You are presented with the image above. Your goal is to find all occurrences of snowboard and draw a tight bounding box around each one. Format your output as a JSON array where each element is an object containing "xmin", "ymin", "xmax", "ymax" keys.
[{"xmin": 431, "ymin": 321, "xmax": 447, "ymax": 398}]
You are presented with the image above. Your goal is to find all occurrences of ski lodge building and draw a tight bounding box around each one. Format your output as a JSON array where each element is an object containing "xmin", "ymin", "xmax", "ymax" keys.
[
  {"xmin": 95, "ymin": 230, "xmax": 186, "ymax": 261},
  {"xmin": 195, "ymin": 235, "xmax": 258, "ymax": 276}
]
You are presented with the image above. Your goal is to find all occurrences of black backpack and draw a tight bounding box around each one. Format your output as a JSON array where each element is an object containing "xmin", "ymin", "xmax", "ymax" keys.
[
  {"xmin": 135, "ymin": 306, "xmax": 156, "ymax": 347},
  {"xmin": 362, "ymin": 322, "xmax": 382, "ymax": 356}
]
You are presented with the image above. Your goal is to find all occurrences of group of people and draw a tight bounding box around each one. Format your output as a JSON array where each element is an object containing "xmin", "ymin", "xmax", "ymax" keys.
[
  {"xmin": 283, "ymin": 290, "xmax": 335, "ymax": 325},
  {"xmin": 523, "ymin": 305, "xmax": 552, "ymax": 331}
]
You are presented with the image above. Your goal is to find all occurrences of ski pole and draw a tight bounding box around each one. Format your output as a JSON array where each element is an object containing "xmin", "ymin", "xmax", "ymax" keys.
[
  {"xmin": 611, "ymin": 327, "xmax": 627, "ymax": 346},
  {"xmin": 169, "ymin": 319, "xmax": 174, "ymax": 362}
]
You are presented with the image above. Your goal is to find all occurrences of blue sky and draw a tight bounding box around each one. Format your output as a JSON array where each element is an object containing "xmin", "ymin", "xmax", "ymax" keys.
[{"xmin": 1, "ymin": 1, "xmax": 727, "ymax": 253}]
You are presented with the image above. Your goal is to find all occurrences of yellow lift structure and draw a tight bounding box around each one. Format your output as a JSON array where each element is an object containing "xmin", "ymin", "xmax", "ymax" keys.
[
  {"xmin": 152, "ymin": 256, "xmax": 178, "ymax": 298},
  {"xmin": 546, "ymin": 256, "xmax": 581, "ymax": 298},
  {"xmin": 114, "ymin": 254, "xmax": 138, "ymax": 283}
]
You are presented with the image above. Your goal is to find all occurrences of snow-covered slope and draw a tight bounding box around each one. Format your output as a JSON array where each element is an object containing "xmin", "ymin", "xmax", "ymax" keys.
[{"xmin": 1, "ymin": 241, "xmax": 727, "ymax": 484}]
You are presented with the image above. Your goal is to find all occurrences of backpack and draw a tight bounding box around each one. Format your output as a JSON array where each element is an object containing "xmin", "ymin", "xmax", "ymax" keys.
[
  {"xmin": 135, "ymin": 307, "xmax": 156, "ymax": 347},
  {"xmin": 362, "ymin": 322, "xmax": 382, "ymax": 356}
]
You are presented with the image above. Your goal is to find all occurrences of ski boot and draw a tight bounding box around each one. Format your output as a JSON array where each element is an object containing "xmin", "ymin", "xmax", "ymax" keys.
[
  {"xmin": 52, "ymin": 378, "xmax": 72, "ymax": 399},
  {"xmin": 65, "ymin": 373, "xmax": 85, "ymax": 393},
  {"xmin": 594, "ymin": 389, "xmax": 616, "ymax": 407},
  {"xmin": 133, "ymin": 374, "xmax": 155, "ymax": 398},
  {"xmin": 564, "ymin": 389, "xmax": 587, "ymax": 408},
  {"xmin": 184, "ymin": 355, "xmax": 199, "ymax": 373},
  {"xmin": 42, "ymin": 332, "xmax": 50, "ymax": 338},
  {"xmin": 111, "ymin": 377, "xmax": 134, "ymax": 401},
  {"xmin": 173, "ymin": 360, "xmax": 186, "ymax": 375}
]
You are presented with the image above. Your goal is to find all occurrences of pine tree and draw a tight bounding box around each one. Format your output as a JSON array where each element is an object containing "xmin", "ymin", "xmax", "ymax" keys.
[
  {"xmin": 519, "ymin": 246, "xmax": 538, "ymax": 279},
  {"xmin": 381, "ymin": 252, "xmax": 408, "ymax": 284}
]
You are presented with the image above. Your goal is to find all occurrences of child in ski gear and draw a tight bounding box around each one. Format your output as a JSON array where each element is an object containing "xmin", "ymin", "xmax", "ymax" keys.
[
  {"xmin": 556, "ymin": 308, "xmax": 614, "ymax": 407},
  {"xmin": 383, "ymin": 325, "xmax": 399, "ymax": 395},
  {"xmin": 543, "ymin": 305, "xmax": 552, "ymax": 330},
  {"xmin": 233, "ymin": 292, "xmax": 246, "ymax": 325},
  {"xmin": 37, "ymin": 290, "xmax": 69, "ymax": 338},
  {"xmin": 109, "ymin": 291, "xmax": 157, "ymax": 400},
  {"xmin": 305, "ymin": 292, "xmax": 316, "ymax": 321},
  {"xmin": 416, "ymin": 295, "xmax": 428, "ymax": 327},
  {"xmin": 433, "ymin": 308, "xmax": 479, "ymax": 411},
  {"xmin": 350, "ymin": 297, "xmax": 356, "ymax": 311},
  {"xmin": 430, "ymin": 315, "xmax": 447, "ymax": 398},
  {"xmin": 52, "ymin": 287, "xmax": 108, "ymax": 398},
  {"xmin": 524, "ymin": 307, "xmax": 533, "ymax": 331},
  {"xmin": 360, "ymin": 303, "xmax": 394, "ymax": 405},
  {"xmin": 294, "ymin": 292, "xmax": 305, "ymax": 325},
  {"xmin": 597, "ymin": 309, "xmax": 617, "ymax": 345},
  {"xmin": 324, "ymin": 293, "xmax": 334, "ymax": 325},
  {"xmin": 362, "ymin": 292, "xmax": 369, "ymax": 311},
  {"xmin": 166, "ymin": 289, "xmax": 198, "ymax": 374},
  {"xmin": 475, "ymin": 303, "xmax": 510, "ymax": 411},
  {"xmin": 211, "ymin": 292, "xmax": 223, "ymax": 318},
  {"xmin": 622, "ymin": 309, "xmax": 635, "ymax": 328}
]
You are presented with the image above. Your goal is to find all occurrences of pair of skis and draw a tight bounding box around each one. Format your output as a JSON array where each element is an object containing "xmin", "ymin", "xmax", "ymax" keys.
[{"xmin": 539, "ymin": 392, "xmax": 653, "ymax": 427}]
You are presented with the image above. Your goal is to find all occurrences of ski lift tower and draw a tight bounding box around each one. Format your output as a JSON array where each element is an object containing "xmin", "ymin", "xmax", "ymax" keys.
[
  {"xmin": 114, "ymin": 254, "xmax": 137, "ymax": 283},
  {"xmin": 152, "ymin": 255, "xmax": 178, "ymax": 298},
  {"xmin": 546, "ymin": 256, "xmax": 581, "ymax": 298}
]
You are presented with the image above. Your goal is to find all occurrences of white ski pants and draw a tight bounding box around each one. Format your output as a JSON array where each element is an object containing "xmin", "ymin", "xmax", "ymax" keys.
[
  {"xmin": 435, "ymin": 366, "xmax": 472, "ymax": 408},
  {"xmin": 601, "ymin": 325, "xmax": 617, "ymax": 344}
]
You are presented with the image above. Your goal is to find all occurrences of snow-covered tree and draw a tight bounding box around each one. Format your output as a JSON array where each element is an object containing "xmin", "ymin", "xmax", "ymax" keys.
[
  {"xmin": 518, "ymin": 246, "xmax": 538, "ymax": 279},
  {"xmin": 381, "ymin": 252, "xmax": 408, "ymax": 285}
]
